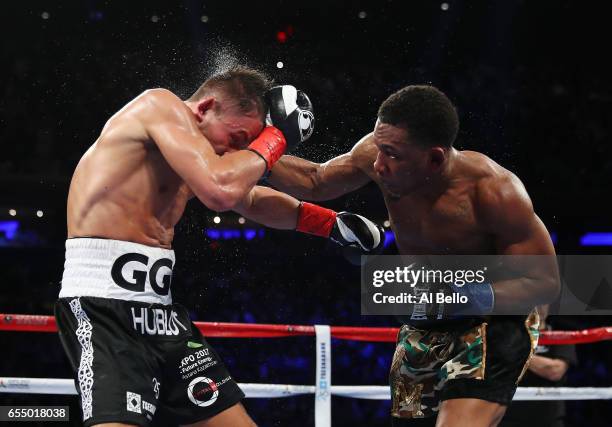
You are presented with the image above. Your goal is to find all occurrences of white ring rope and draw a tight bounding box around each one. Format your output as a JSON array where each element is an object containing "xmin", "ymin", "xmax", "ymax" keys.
[{"xmin": 1, "ymin": 378, "xmax": 611, "ymax": 401}]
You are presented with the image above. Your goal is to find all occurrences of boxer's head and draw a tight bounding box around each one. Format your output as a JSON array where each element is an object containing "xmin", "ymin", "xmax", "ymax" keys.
[
  {"xmin": 188, "ymin": 66, "xmax": 272, "ymax": 154},
  {"xmin": 373, "ymin": 85, "xmax": 459, "ymax": 197}
]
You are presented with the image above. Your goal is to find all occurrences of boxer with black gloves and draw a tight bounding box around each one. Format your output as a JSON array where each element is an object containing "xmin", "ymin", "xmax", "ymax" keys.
[
  {"xmin": 267, "ymin": 85, "xmax": 559, "ymax": 427},
  {"xmin": 265, "ymin": 85, "xmax": 315, "ymax": 147},
  {"xmin": 246, "ymin": 85, "xmax": 314, "ymax": 174}
]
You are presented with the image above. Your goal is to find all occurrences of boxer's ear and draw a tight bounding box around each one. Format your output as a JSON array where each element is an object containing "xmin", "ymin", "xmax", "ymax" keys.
[
  {"xmin": 196, "ymin": 97, "xmax": 215, "ymax": 117},
  {"xmin": 429, "ymin": 147, "xmax": 446, "ymax": 172}
]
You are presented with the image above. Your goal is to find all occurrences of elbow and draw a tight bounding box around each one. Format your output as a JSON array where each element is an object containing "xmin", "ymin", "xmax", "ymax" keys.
[
  {"xmin": 204, "ymin": 187, "xmax": 242, "ymax": 212},
  {"xmin": 202, "ymin": 170, "xmax": 245, "ymax": 211},
  {"xmin": 192, "ymin": 181, "xmax": 243, "ymax": 212}
]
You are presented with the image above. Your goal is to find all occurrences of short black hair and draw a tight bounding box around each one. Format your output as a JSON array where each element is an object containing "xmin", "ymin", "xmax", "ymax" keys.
[
  {"xmin": 378, "ymin": 85, "xmax": 459, "ymax": 148},
  {"xmin": 189, "ymin": 66, "xmax": 273, "ymax": 120}
]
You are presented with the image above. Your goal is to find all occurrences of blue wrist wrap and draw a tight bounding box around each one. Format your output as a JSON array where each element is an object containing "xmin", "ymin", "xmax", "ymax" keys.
[{"xmin": 448, "ymin": 282, "xmax": 495, "ymax": 316}]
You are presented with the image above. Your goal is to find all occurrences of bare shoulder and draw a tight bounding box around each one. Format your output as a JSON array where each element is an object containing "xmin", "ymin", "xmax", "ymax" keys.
[
  {"xmin": 466, "ymin": 153, "xmax": 555, "ymax": 254},
  {"xmin": 139, "ymin": 88, "xmax": 188, "ymax": 119},
  {"xmin": 141, "ymin": 88, "xmax": 182, "ymax": 104},
  {"xmin": 105, "ymin": 88, "xmax": 187, "ymax": 126},
  {"xmin": 111, "ymin": 88, "xmax": 190, "ymax": 127},
  {"xmin": 468, "ymin": 151, "xmax": 534, "ymax": 222},
  {"xmin": 349, "ymin": 132, "xmax": 377, "ymax": 173}
]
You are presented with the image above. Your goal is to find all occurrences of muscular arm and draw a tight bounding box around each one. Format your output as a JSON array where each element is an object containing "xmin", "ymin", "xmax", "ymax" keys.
[
  {"xmin": 145, "ymin": 89, "xmax": 267, "ymax": 211},
  {"xmin": 233, "ymin": 186, "xmax": 300, "ymax": 230},
  {"xmin": 479, "ymin": 174, "xmax": 560, "ymax": 314},
  {"xmin": 268, "ymin": 133, "xmax": 375, "ymax": 201}
]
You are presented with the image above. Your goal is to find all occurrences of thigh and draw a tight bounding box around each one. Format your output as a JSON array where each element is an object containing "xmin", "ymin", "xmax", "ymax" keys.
[
  {"xmin": 484, "ymin": 314, "xmax": 539, "ymax": 387},
  {"xmin": 390, "ymin": 325, "xmax": 454, "ymax": 420},
  {"xmin": 181, "ymin": 403, "xmax": 255, "ymax": 427},
  {"xmin": 91, "ymin": 424, "xmax": 140, "ymax": 427},
  {"xmin": 56, "ymin": 297, "xmax": 164, "ymax": 427},
  {"xmin": 156, "ymin": 312, "xmax": 245, "ymax": 426},
  {"xmin": 392, "ymin": 415, "xmax": 437, "ymax": 427},
  {"xmin": 440, "ymin": 314, "xmax": 538, "ymax": 406},
  {"xmin": 436, "ymin": 398, "xmax": 506, "ymax": 427}
]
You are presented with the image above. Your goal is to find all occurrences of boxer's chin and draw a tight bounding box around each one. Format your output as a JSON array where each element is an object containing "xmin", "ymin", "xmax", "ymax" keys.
[
  {"xmin": 384, "ymin": 188, "xmax": 402, "ymax": 199},
  {"xmin": 380, "ymin": 180, "xmax": 402, "ymax": 198},
  {"xmin": 386, "ymin": 189, "xmax": 402, "ymax": 199}
]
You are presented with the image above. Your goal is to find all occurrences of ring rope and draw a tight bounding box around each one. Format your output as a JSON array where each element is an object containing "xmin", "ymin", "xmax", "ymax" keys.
[
  {"xmin": 2, "ymin": 314, "xmax": 612, "ymax": 345},
  {"xmin": 2, "ymin": 313, "xmax": 612, "ymax": 427},
  {"xmin": 0, "ymin": 378, "xmax": 611, "ymax": 401}
]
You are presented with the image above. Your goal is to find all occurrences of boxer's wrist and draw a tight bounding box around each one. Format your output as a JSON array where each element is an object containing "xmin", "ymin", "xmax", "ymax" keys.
[
  {"xmin": 247, "ymin": 126, "xmax": 287, "ymax": 173},
  {"xmin": 295, "ymin": 201, "xmax": 337, "ymax": 237},
  {"xmin": 247, "ymin": 148, "xmax": 272, "ymax": 176},
  {"xmin": 405, "ymin": 281, "xmax": 494, "ymax": 321},
  {"xmin": 447, "ymin": 282, "xmax": 495, "ymax": 316}
]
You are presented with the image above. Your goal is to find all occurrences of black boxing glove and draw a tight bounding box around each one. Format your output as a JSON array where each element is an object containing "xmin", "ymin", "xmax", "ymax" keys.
[
  {"xmin": 265, "ymin": 85, "xmax": 315, "ymax": 152},
  {"xmin": 330, "ymin": 212, "xmax": 385, "ymax": 254},
  {"xmin": 296, "ymin": 202, "xmax": 385, "ymax": 253}
]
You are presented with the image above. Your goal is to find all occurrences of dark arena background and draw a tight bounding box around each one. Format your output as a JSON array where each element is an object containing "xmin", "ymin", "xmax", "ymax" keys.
[{"xmin": 1, "ymin": 1, "xmax": 611, "ymax": 426}]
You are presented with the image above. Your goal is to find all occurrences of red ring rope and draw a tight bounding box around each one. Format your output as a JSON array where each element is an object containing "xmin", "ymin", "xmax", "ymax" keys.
[{"xmin": 1, "ymin": 314, "xmax": 610, "ymax": 345}]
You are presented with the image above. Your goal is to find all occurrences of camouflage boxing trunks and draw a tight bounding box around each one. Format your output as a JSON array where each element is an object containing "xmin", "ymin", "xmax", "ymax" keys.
[{"xmin": 390, "ymin": 312, "xmax": 539, "ymax": 422}]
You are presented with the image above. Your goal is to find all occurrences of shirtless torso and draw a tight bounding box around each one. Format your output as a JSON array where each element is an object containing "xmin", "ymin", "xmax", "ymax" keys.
[
  {"xmin": 67, "ymin": 92, "xmax": 192, "ymax": 248},
  {"xmin": 350, "ymin": 136, "xmax": 498, "ymax": 254},
  {"xmin": 268, "ymin": 116, "xmax": 559, "ymax": 427},
  {"xmin": 67, "ymin": 88, "xmax": 266, "ymax": 249}
]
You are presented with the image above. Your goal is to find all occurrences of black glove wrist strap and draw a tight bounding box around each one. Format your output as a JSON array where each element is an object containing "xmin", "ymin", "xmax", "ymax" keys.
[{"xmin": 246, "ymin": 148, "xmax": 271, "ymax": 179}]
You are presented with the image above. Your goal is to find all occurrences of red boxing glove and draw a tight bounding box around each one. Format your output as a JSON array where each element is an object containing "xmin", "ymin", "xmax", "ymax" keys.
[
  {"xmin": 296, "ymin": 202, "xmax": 337, "ymax": 237},
  {"xmin": 247, "ymin": 126, "xmax": 287, "ymax": 172}
]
